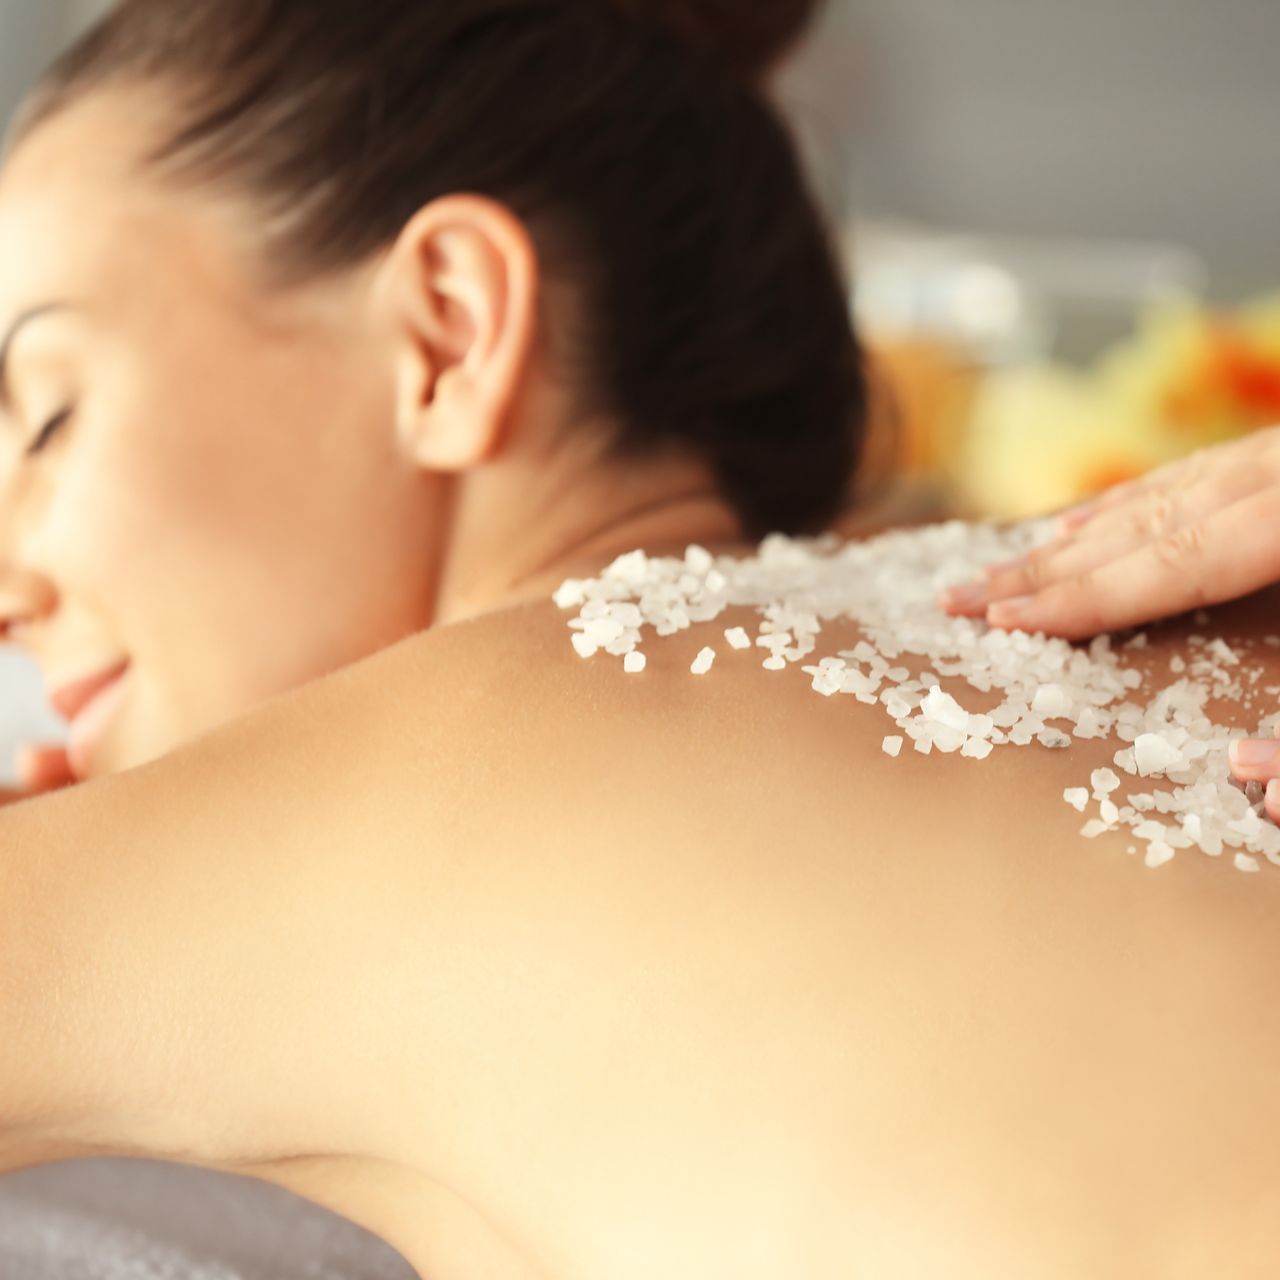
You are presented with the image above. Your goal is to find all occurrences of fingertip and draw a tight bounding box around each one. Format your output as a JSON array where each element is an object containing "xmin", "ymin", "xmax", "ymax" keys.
[
  {"xmin": 1266, "ymin": 778, "xmax": 1280, "ymax": 822},
  {"xmin": 986, "ymin": 593, "xmax": 1038, "ymax": 630}
]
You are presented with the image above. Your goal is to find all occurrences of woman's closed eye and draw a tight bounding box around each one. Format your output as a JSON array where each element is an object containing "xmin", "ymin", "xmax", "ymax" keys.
[{"xmin": 26, "ymin": 406, "xmax": 72, "ymax": 458}]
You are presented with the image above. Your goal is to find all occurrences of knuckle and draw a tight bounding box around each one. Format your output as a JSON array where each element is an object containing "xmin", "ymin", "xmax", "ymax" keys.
[
  {"xmin": 1019, "ymin": 554, "xmax": 1058, "ymax": 594},
  {"xmin": 1153, "ymin": 523, "xmax": 1211, "ymax": 584},
  {"xmin": 1132, "ymin": 490, "xmax": 1178, "ymax": 540},
  {"xmin": 1152, "ymin": 519, "xmax": 1208, "ymax": 604}
]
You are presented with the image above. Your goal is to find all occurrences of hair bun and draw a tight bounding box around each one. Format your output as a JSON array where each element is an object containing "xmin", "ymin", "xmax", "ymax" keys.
[{"xmin": 607, "ymin": 0, "xmax": 822, "ymax": 82}]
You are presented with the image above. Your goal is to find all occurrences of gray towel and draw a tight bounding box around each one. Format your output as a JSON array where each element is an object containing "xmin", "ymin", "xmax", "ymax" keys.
[{"xmin": 0, "ymin": 1157, "xmax": 418, "ymax": 1279}]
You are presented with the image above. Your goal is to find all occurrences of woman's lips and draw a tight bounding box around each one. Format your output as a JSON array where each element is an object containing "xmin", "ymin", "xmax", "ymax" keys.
[
  {"xmin": 61, "ymin": 663, "xmax": 133, "ymax": 780},
  {"xmin": 49, "ymin": 659, "xmax": 131, "ymax": 723}
]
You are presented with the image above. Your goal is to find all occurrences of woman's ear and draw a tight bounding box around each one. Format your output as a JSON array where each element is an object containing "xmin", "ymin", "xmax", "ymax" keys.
[{"xmin": 376, "ymin": 194, "xmax": 539, "ymax": 472}]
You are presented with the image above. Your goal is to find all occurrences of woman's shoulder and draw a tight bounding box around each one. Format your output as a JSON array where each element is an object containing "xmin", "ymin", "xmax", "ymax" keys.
[
  {"xmin": 336, "ymin": 589, "xmax": 1280, "ymax": 1273},
  {"xmin": 9, "ymin": 580, "xmax": 1280, "ymax": 1276}
]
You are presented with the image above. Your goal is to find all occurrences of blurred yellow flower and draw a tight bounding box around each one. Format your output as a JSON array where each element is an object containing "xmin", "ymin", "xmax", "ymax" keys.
[{"xmin": 942, "ymin": 292, "xmax": 1280, "ymax": 519}]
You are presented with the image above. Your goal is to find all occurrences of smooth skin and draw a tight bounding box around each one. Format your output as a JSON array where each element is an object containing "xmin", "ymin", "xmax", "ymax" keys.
[
  {"xmin": 5, "ymin": 570, "xmax": 1280, "ymax": 1279},
  {"xmin": 938, "ymin": 426, "xmax": 1280, "ymax": 819}
]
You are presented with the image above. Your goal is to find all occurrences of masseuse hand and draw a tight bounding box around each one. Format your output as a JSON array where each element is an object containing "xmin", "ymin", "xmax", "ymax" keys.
[
  {"xmin": 937, "ymin": 422, "xmax": 1280, "ymax": 806},
  {"xmin": 938, "ymin": 424, "xmax": 1280, "ymax": 641},
  {"xmin": 0, "ymin": 742, "xmax": 76, "ymax": 807}
]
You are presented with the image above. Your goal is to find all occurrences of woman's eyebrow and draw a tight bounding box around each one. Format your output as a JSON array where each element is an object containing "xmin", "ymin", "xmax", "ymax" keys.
[{"xmin": 0, "ymin": 302, "xmax": 74, "ymax": 415}]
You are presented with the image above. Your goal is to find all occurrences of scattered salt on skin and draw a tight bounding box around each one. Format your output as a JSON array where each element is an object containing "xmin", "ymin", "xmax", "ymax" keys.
[
  {"xmin": 556, "ymin": 527, "xmax": 1280, "ymax": 875},
  {"xmin": 1063, "ymin": 788, "xmax": 1089, "ymax": 812},
  {"xmin": 624, "ymin": 651, "xmax": 647, "ymax": 674},
  {"xmin": 882, "ymin": 735, "xmax": 903, "ymax": 757},
  {"xmin": 690, "ymin": 647, "xmax": 716, "ymax": 676}
]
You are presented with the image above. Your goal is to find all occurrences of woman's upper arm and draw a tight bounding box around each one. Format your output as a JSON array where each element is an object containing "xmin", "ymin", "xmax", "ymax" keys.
[{"xmin": 0, "ymin": 612, "xmax": 549, "ymax": 1172}]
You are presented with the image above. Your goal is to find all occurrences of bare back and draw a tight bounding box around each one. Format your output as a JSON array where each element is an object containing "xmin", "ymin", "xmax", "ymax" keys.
[{"xmin": 7, "ymin": 554, "xmax": 1280, "ymax": 1280}]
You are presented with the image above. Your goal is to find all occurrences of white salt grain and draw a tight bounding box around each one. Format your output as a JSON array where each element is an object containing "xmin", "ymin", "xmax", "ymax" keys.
[
  {"xmin": 1063, "ymin": 788, "xmax": 1089, "ymax": 812},
  {"xmin": 1234, "ymin": 852, "xmax": 1261, "ymax": 873},
  {"xmin": 920, "ymin": 687, "xmax": 970, "ymax": 732},
  {"xmin": 624, "ymin": 651, "xmax": 647, "ymax": 674},
  {"xmin": 882, "ymin": 735, "xmax": 903, "ymax": 758},
  {"xmin": 725, "ymin": 627, "xmax": 751, "ymax": 650},
  {"xmin": 1144, "ymin": 841, "xmax": 1175, "ymax": 868},
  {"xmin": 1133, "ymin": 733, "xmax": 1184, "ymax": 777},
  {"xmin": 931, "ymin": 726, "xmax": 967, "ymax": 753},
  {"xmin": 961, "ymin": 737, "xmax": 994, "ymax": 760},
  {"xmin": 1090, "ymin": 767, "xmax": 1121, "ymax": 796},
  {"xmin": 690, "ymin": 647, "xmax": 716, "ymax": 676},
  {"xmin": 1033, "ymin": 684, "xmax": 1072, "ymax": 718}
]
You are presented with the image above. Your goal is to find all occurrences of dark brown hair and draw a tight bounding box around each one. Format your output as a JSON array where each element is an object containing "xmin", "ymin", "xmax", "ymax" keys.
[{"xmin": 10, "ymin": 0, "xmax": 867, "ymax": 541}]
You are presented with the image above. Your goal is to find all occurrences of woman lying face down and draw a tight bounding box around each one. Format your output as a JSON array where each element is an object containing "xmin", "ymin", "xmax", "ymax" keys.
[
  {"xmin": 4, "ymin": 8, "xmax": 1280, "ymax": 1280},
  {"xmin": 0, "ymin": 0, "xmax": 861, "ymax": 786}
]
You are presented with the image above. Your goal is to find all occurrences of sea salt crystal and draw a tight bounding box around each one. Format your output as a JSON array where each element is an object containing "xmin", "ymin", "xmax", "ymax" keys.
[
  {"xmin": 931, "ymin": 725, "xmax": 967, "ymax": 753},
  {"xmin": 572, "ymin": 633, "xmax": 598, "ymax": 659},
  {"xmin": 553, "ymin": 579, "xmax": 588, "ymax": 608},
  {"xmin": 624, "ymin": 651, "xmax": 647, "ymax": 674},
  {"xmin": 882, "ymin": 735, "xmax": 903, "ymax": 758},
  {"xmin": 1207, "ymin": 638, "xmax": 1239, "ymax": 666},
  {"xmin": 684, "ymin": 544, "xmax": 714, "ymax": 574},
  {"xmin": 1133, "ymin": 733, "xmax": 1184, "ymax": 777},
  {"xmin": 1081, "ymin": 819, "xmax": 1110, "ymax": 838},
  {"xmin": 1033, "ymin": 684, "xmax": 1072, "ymax": 718},
  {"xmin": 725, "ymin": 627, "xmax": 751, "ymax": 650},
  {"xmin": 1063, "ymin": 787, "xmax": 1089, "ymax": 812},
  {"xmin": 1234, "ymin": 852, "xmax": 1261, "ymax": 873},
  {"xmin": 961, "ymin": 737, "xmax": 993, "ymax": 759},
  {"xmin": 920, "ymin": 687, "xmax": 970, "ymax": 732},
  {"xmin": 1090, "ymin": 767, "xmax": 1121, "ymax": 796},
  {"xmin": 1074, "ymin": 706, "xmax": 1105, "ymax": 739},
  {"xmin": 1144, "ymin": 841, "xmax": 1175, "ymax": 868},
  {"xmin": 691, "ymin": 647, "xmax": 716, "ymax": 676},
  {"xmin": 1099, "ymin": 798, "xmax": 1120, "ymax": 824}
]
